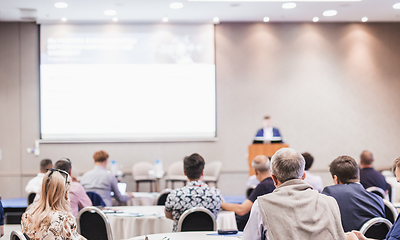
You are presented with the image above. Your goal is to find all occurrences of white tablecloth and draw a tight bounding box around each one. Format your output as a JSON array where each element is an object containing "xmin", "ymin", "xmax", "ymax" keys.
[
  {"xmin": 105, "ymin": 206, "xmax": 237, "ymax": 240},
  {"xmin": 127, "ymin": 231, "xmax": 242, "ymax": 240}
]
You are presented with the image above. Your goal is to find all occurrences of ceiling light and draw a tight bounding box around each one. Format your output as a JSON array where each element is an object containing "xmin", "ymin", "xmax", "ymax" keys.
[
  {"xmin": 104, "ymin": 10, "xmax": 117, "ymax": 16},
  {"xmin": 394, "ymin": 3, "xmax": 400, "ymax": 9},
  {"xmin": 170, "ymin": 2, "xmax": 183, "ymax": 9},
  {"xmin": 313, "ymin": 17, "xmax": 319, "ymax": 22},
  {"xmin": 282, "ymin": 2, "xmax": 296, "ymax": 9},
  {"xmin": 361, "ymin": 17, "xmax": 368, "ymax": 22},
  {"xmin": 213, "ymin": 17, "xmax": 220, "ymax": 24},
  {"xmin": 263, "ymin": 17, "xmax": 270, "ymax": 22},
  {"xmin": 61, "ymin": 17, "xmax": 67, "ymax": 22},
  {"xmin": 163, "ymin": 17, "xmax": 169, "ymax": 22},
  {"xmin": 323, "ymin": 10, "xmax": 337, "ymax": 17},
  {"xmin": 112, "ymin": 17, "xmax": 118, "ymax": 22},
  {"xmin": 54, "ymin": 2, "xmax": 68, "ymax": 8}
]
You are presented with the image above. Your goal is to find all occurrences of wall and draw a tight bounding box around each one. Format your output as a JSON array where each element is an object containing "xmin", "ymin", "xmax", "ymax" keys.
[{"xmin": 1, "ymin": 22, "xmax": 400, "ymax": 199}]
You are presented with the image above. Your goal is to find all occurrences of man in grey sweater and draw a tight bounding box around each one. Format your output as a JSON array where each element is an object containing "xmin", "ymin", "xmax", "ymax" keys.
[{"xmin": 243, "ymin": 148, "xmax": 351, "ymax": 240}]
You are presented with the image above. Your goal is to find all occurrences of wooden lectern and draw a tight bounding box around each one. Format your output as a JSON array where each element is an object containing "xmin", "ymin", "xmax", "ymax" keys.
[{"xmin": 248, "ymin": 143, "xmax": 289, "ymax": 176}]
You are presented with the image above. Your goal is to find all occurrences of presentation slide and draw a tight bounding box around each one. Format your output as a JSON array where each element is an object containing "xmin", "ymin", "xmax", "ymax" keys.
[{"xmin": 40, "ymin": 24, "xmax": 215, "ymax": 141}]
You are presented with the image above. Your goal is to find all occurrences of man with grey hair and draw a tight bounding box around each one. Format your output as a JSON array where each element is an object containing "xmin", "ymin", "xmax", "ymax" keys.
[
  {"xmin": 221, "ymin": 155, "xmax": 275, "ymax": 230},
  {"xmin": 243, "ymin": 148, "xmax": 347, "ymax": 240}
]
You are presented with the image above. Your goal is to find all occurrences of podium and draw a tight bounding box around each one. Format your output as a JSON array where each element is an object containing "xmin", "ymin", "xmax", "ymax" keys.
[{"xmin": 248, "ymin": 143, "xmax": 289, "ymax": 176}]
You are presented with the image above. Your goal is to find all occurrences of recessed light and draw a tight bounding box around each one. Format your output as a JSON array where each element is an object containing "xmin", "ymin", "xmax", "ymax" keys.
[
  {"xmin": 263, "ymin": 17, "xmax": 270, "ymax": 22},
  {"xmin": 361, "ymin": 17, "xmax": 368, "ymax": 22},
  {"xmin": 313, "ymin": 17, "xmax": 319, "ymax": 22},
  {"xmin": 54, "ymin": 2, "xmax": 68, "ymax": 8},
  {"xmin": 112, "ymin": 17, "xmax": 118, "ymax": 22},
  {"xmin": 323, "ymin": 10, "xmax": 337, "ymax": 17},
  {"xmin": 282, "ymin": 2, "xmax": 296, "ymax": 9},
  {"xmin": 213, "ymin": 17, "xmax": 220, "ymax": 23},
  {"xmin": 61, "ymin": 17, "xmax": 67, "ymax": 22},
  {"xmin": 393, "ymin": 3, "xmax": 400, "ymax": 9},
  {"xmin": 104, "ymin": 10, "xmax": 117, "ymax": 16},
  {"xmin": 163, "ymin": 17, "xmax": 169, "ymax": 22},
  {"xmin": 170, "ymin": 2, "xmax": 183, "ymax": 9}
]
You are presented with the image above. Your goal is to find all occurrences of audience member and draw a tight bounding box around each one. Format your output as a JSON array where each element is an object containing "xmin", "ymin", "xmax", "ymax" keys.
[
  {"xmin": 0, "ymin": 200, "xmax": 4, "ymax": 238},
  {"xmin": 25, "ymin": 159, "xmax": 53, "ymax": 193},
  {"xmin": 302, "ymin": 152, "xmax": 323, "ymax": 192},
  {"xmin": 54, "ymin": 158, "xmax": 92, "ymax": 217},
  {"xmin": 221, "ymin": 155, "xmax": 275, "ymax": 231},
  {"xmin": 322, "ymin": 155, "xmax": 385, "ymax": 232},
  {"xmin": 352, "ymin": 156, "xmax": 400, "ymax": 240},
  {"xmin": 165, "ymin": 153, "xmax": 222, "ymax": 232},
  {"xmin": 359, "ymin": 150, "xmax": 388, "ymax": 191},
  {"xmin": 243, "ymin": 148, "xmax": 346, "ymax": 240},
  {"xmin": 81, "ymin": 150, "xmax": 132, "ymax": 206},
  {"xmin": 21, "ymin": 169, "xmax": 86, "ymax": 240}
]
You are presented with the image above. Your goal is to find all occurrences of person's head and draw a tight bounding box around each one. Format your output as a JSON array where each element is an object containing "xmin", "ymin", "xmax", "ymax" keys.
[
  {"xmin": 252, "ymin": 155, "xmax": 271, "ymax": 176},
  {"xmin": 271, "ymin": 148, "xmax": 305, "ymax": 185},
  {"xmin": 392, "ymin": 157, "xmax": 400, "ymax": 182},
  {"xmin": 360, "ymin": 150, "xmax": 374, "ymax": 167},
  {"xmin": 329, "ymin": 155, "xmax": 359, "ymax": 184},
  {"xmin": 302, "ymin": 152, "xmax": 314, "ymax": 171},
  {"xmin": 40, "ymin": 159, "xmax": 53, "ymax": 173},
  {"xmin": 93, "ymin": 150, "xmax": 109, "ymax": 164},
  {"xmin": 263, "ymin": 115, "xmax": 271, "ymax": 128},
  {"xmin": 54, "ymin": 158, "xmax": 72, "ymax": 175},
  {"xmin": 183, "ymin": 153, "xmax": 205, "ymax": 181}
]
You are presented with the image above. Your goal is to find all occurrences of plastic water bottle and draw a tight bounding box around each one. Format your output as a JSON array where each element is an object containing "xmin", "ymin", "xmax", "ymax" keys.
[
  {"xmin": 111, "ymin": 160, "xmax": 118, "ymax": 176},
  {"xmin": 154, "ymin": 159, "xmax": 164, "ymax": 178}
]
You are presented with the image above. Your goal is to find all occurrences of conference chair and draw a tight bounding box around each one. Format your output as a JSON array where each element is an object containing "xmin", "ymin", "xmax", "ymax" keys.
[
  {"xmin": 10, "ymin": 231, "xmax": 28, "ymax": 240},
  {"xmin": 77, "ymin": 206, "xmax": 113, "ymax": 240},
  {"xmin": 359, "ymin": 217, "xmax": 392, "ymax": 240},
  {"xmin": 176, "ymin": 207, "xmax": 217, "ymax": 232},
  {"xmin": 366, "ymin": 186, "xmax": 387, "ymax": 200},
  {"xmin": 27, "ymin": 192, "xmax": 36, "ymax": 205},
  {"xmin": 203, "ymin": 161, "xmax": 223, "ymax": 188},
  {"xmin": 132, "ymin": 162, "xmax": 157, "ymax": 192},
  {"xmin": 155, "ymin": 189, "xmax": 171, "ymax": 205},
  {"xmin": 86, "ymin": 191, "xmax": 106, "ymax": 207},
  {"xmin": 383, "ymin": 199, "xmax": 399, "ymax": 224},
  {"xmin": 165, "ymin": 161, "xmax": 187, "ymax": 189}
]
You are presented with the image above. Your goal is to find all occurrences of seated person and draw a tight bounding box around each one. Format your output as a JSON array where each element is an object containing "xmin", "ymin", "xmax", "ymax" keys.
[
  {"xmin": 221, "ymin": 155, "xmax": 275, "ymax": 231},
  {"xmin": 165, "ymin": 153, "xmax": 222, "ymax": 232},
  {"xmin": 351, "ymin": 156, "xmax": 400, "ymax": 240},
  {"xmin": 21, "ymin": 169, "xmax": 86, "ymax": 240},
  {"xmin": 25, "ymin": 159, "xmax": 53, "ymax": 193},
  {"xmin": 302, "ymin": 152, "xmax": 323, "ymax": 192},
  {"xmin": 322, "ymin": 155, "xmax": 385, "ymax": 232},
  {"xmin": 54, "ymin": 158, "xmax": 92, "ymax": 217},
  {"xmin": 359, "ymin": 150, "xmax": 388, "ymax": 192},
  {"xmin": 0, "ymin": 200, "xmax": 4, "ymax": 238},
  {"xmin": 80, "ymin": 150, "xmax": 132, "ymax": 206},
  {"xmin": 243, "ymin": 148, "xmax": 346, "ymax": 240}
]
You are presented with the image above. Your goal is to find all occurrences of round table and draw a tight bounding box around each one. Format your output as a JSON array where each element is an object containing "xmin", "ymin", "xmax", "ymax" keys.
[{"xmin": 127, "ymin": 231, "xmax": 242, "ymax": 240}]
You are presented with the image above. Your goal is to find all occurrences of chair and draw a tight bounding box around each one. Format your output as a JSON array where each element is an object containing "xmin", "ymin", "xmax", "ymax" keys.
[
  {"xmin": 27, "ymin": 192, "xmax": 36, "ymax": 205},
  {"xmin": 366, "ymin": 186, "xmax": 386, "ymax": 199},
  {"xmin": 246, "ymin": 186, "xmax": 256, "ymax": 198},
  {"xmin": 383, "ymin": 199, "xmax": 399, "ymax": 224},
  {"xmin": 359, "ymin": 217, "xmax": 392, "ymax": 240},
  {"xmin": 77, "ymin": 206, "xmax": 113, "ymax": 240},
  {"xmin": 86, "ymin": 192, "xmax": 106, "ymax": 207},
  {"xmin": 165, "ymin": 161, "xmax": 187, "ymax": 189},
  {"xmin": 176, "ymin": 207, "xmax": 217, "ymax": 232},
  {"xmin": 10, "ymin": 231, "xmax": 28, "ymax": 240},
  {"xmin": 132, "ymin": 162, "xmax": 156, "ymax": 192},
  {"xmin": 155, "ymin": 189, "xmax": 171, "ymax": 205},
  {"xmin": 203, "ymin": 161, "xmax": 223, "ymax": 188}
]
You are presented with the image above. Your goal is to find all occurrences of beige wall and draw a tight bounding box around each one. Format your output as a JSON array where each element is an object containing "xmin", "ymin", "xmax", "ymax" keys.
[{"xmin": 1, "ymin": 22, "xmax": 400, "ymax": 198}]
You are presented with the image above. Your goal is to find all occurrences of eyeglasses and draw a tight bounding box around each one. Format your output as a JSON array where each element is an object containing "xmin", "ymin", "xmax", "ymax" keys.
[{"xmin": 47, "ymin": 168, "xmax": 69, "ymax": 185}]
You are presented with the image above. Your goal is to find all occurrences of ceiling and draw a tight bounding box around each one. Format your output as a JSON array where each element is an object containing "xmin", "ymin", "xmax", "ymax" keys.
[{"xmin": 0, "ymin": 0, "xmax": 400, "ymax": 23}]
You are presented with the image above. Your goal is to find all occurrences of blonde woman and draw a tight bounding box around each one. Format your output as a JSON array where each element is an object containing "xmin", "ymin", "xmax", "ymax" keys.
[{"xmin": 21, "ymin": 169, "xmax": 86, "ymax": 240}]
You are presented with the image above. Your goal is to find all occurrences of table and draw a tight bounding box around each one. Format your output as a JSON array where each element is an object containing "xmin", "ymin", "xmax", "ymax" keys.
[
  {"xmin": 126, "ymin": 231, "xmax": 242, "ymax": 240},
  {"xmin": 104, "ymin": 206, "xmax": 237, "ymax": 240}
]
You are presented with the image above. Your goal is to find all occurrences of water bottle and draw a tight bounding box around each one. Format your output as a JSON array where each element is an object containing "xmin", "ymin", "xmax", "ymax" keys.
[
  {"xmin": 111, "ymin": 160, "xmax": 118, "ymax": 176},
  {"xmin": 154, "ymin": 159, "xmax": 164, "ymax": 178}
]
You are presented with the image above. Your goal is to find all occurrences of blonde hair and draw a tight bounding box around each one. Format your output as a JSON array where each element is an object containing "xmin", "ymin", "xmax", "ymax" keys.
[{"xmin": 27, "ymin": 170, "xmax": 72, "ymax": 230}]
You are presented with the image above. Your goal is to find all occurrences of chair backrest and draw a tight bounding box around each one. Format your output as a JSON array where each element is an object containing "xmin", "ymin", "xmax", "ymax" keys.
[
  {"xmin": 383, "ymin": 199, "xmax": 399, "ymax": 224},
  {"xmin": 204, "ymin": 161, "xmax": 223, "ymax": 179},
  {"xmin": 10, "ymin": 231, "xmax": 27, "ymax": 240},
  {"xmin": 86, "ymin": 192, "xmax": 106, "ymax": 207},
  {"xmin": 176, "ymin": 207, "xmax": 216, "ymax": 232},
  {"xmin": 77, "ymin": 206, "xmax": 113, "ymax": 240},
  {"xmin": 27, "ymin": 192, "xmax": 36, "ymax": 205},
  {"xmin": 359, "ymin": 217, "xmax": 392, "ymax": 240},
  {"xmin": 246, "ymin": 187, "xmax": 256, "ymax": 198},
  {"xmin": 155, "ymin": 189, "xmax": 171, "ymax": 205},
  {"xmin": 132, "ymin": 162, "xmax": 154, "ymax": 179},
  {"xmin": 167, "ymin": 161, "xmax": 184, "ymax": 176},
  {"xmin": 366, "ymin": 186, "xmax": 386, "ymax": 199}
]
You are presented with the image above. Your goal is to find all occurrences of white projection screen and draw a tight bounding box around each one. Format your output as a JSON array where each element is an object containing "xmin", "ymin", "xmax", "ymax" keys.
[{"xmin": 40, "ymin": 24, "xmax": 216, "ymax": 141}]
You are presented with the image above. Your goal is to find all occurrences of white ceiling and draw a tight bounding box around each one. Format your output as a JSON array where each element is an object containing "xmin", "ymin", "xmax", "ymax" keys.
[{"xmin": 0, "ymin": 0, "xmax": 400, "ymax": 23}]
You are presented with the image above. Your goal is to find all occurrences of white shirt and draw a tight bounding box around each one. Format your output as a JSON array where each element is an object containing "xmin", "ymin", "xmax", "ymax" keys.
[
  {"xmin": 242, "ymin": 199, "xmax": 267, "ymax": 240},
  {"xmin": 246, "ymin": 175, "xmax": 260, "ymax": 188},
  {"xmin": 263, "ymin": 127, "xmax": 273, "ymax": 140},
  {"xmin": 25, "ymin": 173, "xmax": 45, "ymax": 193},
  {"xmin": 304, "ymin": 171, "xmax": 323, "ymax": 192}
]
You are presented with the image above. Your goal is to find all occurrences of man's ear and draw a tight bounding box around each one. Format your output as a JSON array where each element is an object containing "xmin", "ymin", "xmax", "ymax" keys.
[
  {"xmin": 302, "ymin": 172, "xmax": 306, "ymax": 180},
  {"xmin": 271, "ymin": 174, "xmax": 279, "ymax": 186},
  {"xmin": 333, "ymin": 175, "xmax": 340, "ymax": 185}
]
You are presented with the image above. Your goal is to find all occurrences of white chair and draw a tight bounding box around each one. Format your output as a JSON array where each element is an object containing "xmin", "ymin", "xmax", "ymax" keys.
[
  {"xmin": 132, "ymin": 162, "xmax": 156, "ymax": 192},
  {"xmin": 10, "ymin": 231, "xmax": 27, "ymax": 240},
  {"xmin": 366, "ymin": 186, "xmax": 388, "ymax": 200},
  {"xmin": 77, "ymin": 206, "xmax": 113, "ymax": 240},
  {"xmin": 176, "ymin": 207, "xmax": 217, "ymax": 232},
  {"xmin": 154, "ymin": 188, "xmax": 172, "ymax": 205},
  {"xmin": 383, "ymin": 199, "xmax": 399, "ymax": 224},
  {"xmin": 165, "ymin": 161, "xmax": 187, "ymax": 189},
  {"xmin": 359, "ymin": 217, "xmax": 392, "ymax": 239},
  {"xmin": 203, "ymin": 161, "xmax": 223, "ymax": 188}
]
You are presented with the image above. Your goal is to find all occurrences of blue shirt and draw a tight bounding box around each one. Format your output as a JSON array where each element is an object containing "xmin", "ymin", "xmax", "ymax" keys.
[
  {"xmin": 386, "ymin": 216, "xmax": 400, "ymax": 240},
  {"xmin": 360, "ymin": 167, "xmax": 388, "ymax": 191},
  {"xmin": 0, "ymin": 200, "xmax": 4, "ymax": 226}
]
